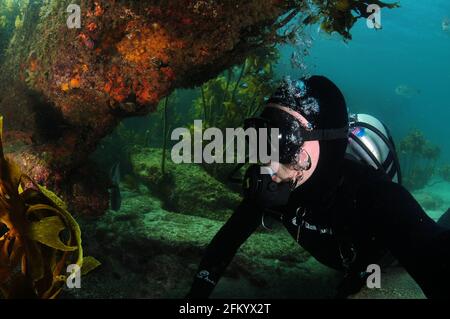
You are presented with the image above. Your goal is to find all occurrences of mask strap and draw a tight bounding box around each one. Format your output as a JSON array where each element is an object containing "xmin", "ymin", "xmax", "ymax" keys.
[
  {"xmin": 266, "ymin": 104, "xmax": 349, "ymax": 141},
  {"xmin": 266, "ymin": 104, "xmax": 313, "ymax": 131}
]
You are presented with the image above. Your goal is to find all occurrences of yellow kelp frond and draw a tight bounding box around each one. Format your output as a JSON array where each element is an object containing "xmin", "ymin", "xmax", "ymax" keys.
[
  {"xmin": 0, "ymin": 115, "xmax": 100, "ymax": 299},
  {"xmin": 18, "ymin": 183, "xmax": 24, "ymax": 195},
  {"xmin": 27, "ymin": 215, "xmax": 78, "ymax": 251},
  {"xmin": 81, "ymin": 256, "xmax": 102, "ymax": 276},
  {"xmin": 37, "ymin": 185, "xmax": 68, "ymax": 211}
]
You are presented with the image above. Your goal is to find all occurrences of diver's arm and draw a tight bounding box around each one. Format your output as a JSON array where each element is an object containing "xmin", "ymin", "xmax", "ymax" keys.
[{"xmin": 187, "ymin": 199, "xmax": 262, "ymax": 299}]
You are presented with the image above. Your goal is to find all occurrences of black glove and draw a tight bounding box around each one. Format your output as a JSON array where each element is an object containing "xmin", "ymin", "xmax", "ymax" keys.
[
  {"xmin": 243, "ymin": 164, "xmax": 292, "ymax": 208},
  {"xmin": 185, "ymin": 275, "xmax": 216, "ymax": 299}
]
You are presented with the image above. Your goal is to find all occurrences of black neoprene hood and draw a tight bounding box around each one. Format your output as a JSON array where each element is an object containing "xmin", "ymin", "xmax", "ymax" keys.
[
  {"xmin": 260, "ymin": 75, "xmax": 349, "ymax": 165},
  {"xmin": 265, "ymin": 75, "xmax": 349, "ymax": 133},
  {"xmin": 262, "ymin": 75, "xmax": 350, "ymax": 200}
]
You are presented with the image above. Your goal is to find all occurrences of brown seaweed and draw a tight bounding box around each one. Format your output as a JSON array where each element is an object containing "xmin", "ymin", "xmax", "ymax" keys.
[{"xmin": 0, "ymin": 116, "xmax": 99, "ymax": 299}]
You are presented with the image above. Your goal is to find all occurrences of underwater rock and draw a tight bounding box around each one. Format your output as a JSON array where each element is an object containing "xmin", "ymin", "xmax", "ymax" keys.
[
  {"xmin": 0, "ymin": 0, "xmax": 296, "ymax": 215},
  {"xmin": 440, "ymin": 164, "xmax": 450, "ymax": 183},
  {"xmin": 2, "ymin": 130, "xmax": 110, "ymax": 217},
  {"xmin": 348, "ymin": 266, "xmax": 425, "ymax": 299},
  {"xmin": 64, "ymin": 163, "xmax": 111, "ymax": 217},
  {"xmin": 64, "ymin": 185, "xmax": 424, "ymax": 299},
  {"xmin": 0, "ymin": 0, "xmax": 399, "ymax": 215},
  {"xmin": 414, "ymin": 192, "xmax": 444, "ymax": 212},
  {"xmin": 63, "ymin": 186, "xmax": 335, "ymax": 299},
  {"xmin": 130, "ymin": 147, "xmax": 241, "ymax": 221}
]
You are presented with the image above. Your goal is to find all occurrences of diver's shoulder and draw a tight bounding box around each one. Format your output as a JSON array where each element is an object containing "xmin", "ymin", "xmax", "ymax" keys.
[
  {"xmin": 341, "ymin": 158, "xmax": 405, "ymax": 198},
  {"xmin": 352, "ymin": 167, "xmax": 410, "ymax": 202},
  {"xmin": 342, "ymin": 158, "xmax": 386, "ymax": 182}
]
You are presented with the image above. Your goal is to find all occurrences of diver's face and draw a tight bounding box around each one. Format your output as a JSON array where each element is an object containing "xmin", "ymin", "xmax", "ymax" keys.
[
  {"xmin": 268, "ymin": 142, "xmax": 319, "ymax": 187},
  {"xmin": 269, "ymin": 161, "xmax": 303, "ymax": 185}
]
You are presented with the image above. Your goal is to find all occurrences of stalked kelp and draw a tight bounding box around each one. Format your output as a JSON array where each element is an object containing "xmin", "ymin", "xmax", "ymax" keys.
[
  {"xmin": 0, "ymin": 116, "xmax": 99, "ymax": 299},
  {"xmin": 303, "ymin": 0, "xmax": 399, "ymax": 40},
  {"xmin": 399, "ymin": 129, "xmax": 441, "ymax": 191},
  {"xmin": 193, "ymin": 49, "xmax": 279, "ymax": 130},
  {"xmin": 0, "ymin": 0, "xmax": 23, "ymax": 63},
  {"xmin": 190, "ymin": 49, "xmax": 279, "ymax": 180}
]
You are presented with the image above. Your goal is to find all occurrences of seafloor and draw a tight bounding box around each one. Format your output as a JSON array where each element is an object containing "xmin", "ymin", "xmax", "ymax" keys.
[{"xmin": 61, "ymin": 149, "xmax": 450, "ymax": 299}]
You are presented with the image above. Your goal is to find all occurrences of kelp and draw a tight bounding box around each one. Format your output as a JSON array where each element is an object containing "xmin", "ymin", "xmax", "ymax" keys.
[
  {"xmin": 0, "ymin": 0, "xmax": 27, "ymax": 63},
  {"xmin": 399, "ymin": 129, "xmax": 441, "ymax": 191},
  {"xmin": 193, "ymin": 48, "xmax": 279, "ymax": 130},
  {"xmin": 303, "ymin": 0, "xmax": 400, "ymax": 40},
  {"xmin": 189, "ymin": 49, "xmax": 279, "ymax": 180},
  {"xmin": 0, "ymin": 116, "xmax": 99, "ymax": 299}
]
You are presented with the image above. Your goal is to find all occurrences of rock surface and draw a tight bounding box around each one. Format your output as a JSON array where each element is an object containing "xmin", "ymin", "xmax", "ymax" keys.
[
  {"xmin": 0, "ymin": 0, "xmax": 301, "ymax": 215},
  {"xmin": 62, "ymin": 183, "xmax": 426, "ymax": 299},
  {"xmin": 130, "ymin": 147, "xmax": 241, "ymax": 220}
]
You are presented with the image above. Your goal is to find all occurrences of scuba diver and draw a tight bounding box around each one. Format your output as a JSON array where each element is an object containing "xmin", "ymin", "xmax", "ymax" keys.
[{"xmin": 186, "ymin": 75, "xmax": 450, "ymax": 299}]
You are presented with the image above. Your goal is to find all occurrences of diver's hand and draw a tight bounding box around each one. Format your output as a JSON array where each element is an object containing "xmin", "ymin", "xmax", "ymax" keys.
[
  {"xmin": 185, "ymin": 269, "xmax": 218, "ymax": 299},
  {"xmin": 185, "ymin": 277, "xmax": 216, "ymax": 299},
  {"xmin": 243, "ymin": 164, "xmax": 292, "ymax": 208}
]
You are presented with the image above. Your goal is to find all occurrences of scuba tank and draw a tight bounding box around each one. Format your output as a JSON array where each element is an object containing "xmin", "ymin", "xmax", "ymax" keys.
[{"xmin": 346, "ymin": 114, "xmax": 402, "ymax": 185}]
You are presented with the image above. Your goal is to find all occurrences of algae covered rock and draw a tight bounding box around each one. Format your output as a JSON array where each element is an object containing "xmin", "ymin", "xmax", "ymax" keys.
[
  {"xmin": 414, "ymin": 192, "xmax": 444, "ymax": 212},
  {"xmin": 66, "ymin": 186, "xmax": 320, "ymax": 299},
  {"xmin": 0, "ymin": 0, "xmax": 399, "ymax": 217},
  {"xmin": 130, "ymin": 147, "xmax": 241, "ymax": 220},
  {"xmin": 440, "ymin": 164, "xmax": 450, "ymax": 183},
  {"xmin": 66, "ymin": 185, "xmax": 424, "ymax": 299},
  {"xmin": 0, "ymin": 0, "xmax": 305, "ymax": 201}
]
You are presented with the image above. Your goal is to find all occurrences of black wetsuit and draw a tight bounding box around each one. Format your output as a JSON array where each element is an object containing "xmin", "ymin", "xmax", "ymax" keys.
[
  {"xmin": 188, "ymin": 159, "xmax": 450, "ymax": 299},
  {"xmin": 189, "ymin": 75, "xmax": 450, "ymax": 299}
]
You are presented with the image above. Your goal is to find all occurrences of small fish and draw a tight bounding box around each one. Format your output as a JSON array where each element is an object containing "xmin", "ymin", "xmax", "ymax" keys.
[
  {"xmin": 240, "ymin": 83, "xmax": 248, "ymax": 89},
  {"xmin": 442, "ymin": 18, "xmax": 449, "ymax": 32},
  {"xmin": 110, "ymin": 162, "xmax": 122, "ymax": 211},
  {"xmin": 395, "ymin": 84, "xmax": 421, "ymax": 98}
]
